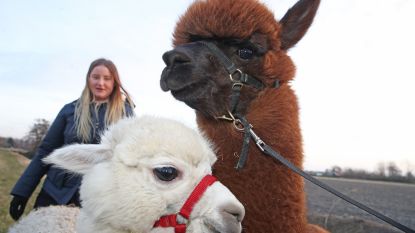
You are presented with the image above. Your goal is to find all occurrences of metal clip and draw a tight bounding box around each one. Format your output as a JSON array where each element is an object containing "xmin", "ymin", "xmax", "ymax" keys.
[
  {"xmin": 215, "ymin": 115, "xmax": 234, "ymax": 121},
  {"xmin": 215, "ymin": 110, "xmax": 245, "ymax": 131},
  {"xmin": 233, "ymin": 119, "xmax": 245, "ymax": 131},
  {"xmin": 215, "ymin": 110, "xmax": 236, "ymax": 122},
  {"xmin": 249, "ymin": 127, "xmax": 265, "ymax": 151}
]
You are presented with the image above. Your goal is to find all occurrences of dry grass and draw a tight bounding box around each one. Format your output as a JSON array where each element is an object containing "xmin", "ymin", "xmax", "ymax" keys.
[{"xmin": 0, "ymin": 148, "xmax": 41, "ymax": 233}]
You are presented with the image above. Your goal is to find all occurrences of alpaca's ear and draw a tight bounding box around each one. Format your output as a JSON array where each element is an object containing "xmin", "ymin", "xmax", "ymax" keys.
[
  {"xmin": 43, "ymin": 144, "xmax": 113, "ymax": 174},
  {"xmin": 279, "ymin": 0, "xmax": 320, "ymax": 50}
]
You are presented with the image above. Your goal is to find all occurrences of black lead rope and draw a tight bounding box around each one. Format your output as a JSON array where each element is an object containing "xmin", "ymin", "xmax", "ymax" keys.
[
  {"xmin": 239, "ymin": 118, "xmax": 415, "ymax": 233},
  {"xmin": 200, "ymin": 39, "xmax": 414, "ymax": 232}
]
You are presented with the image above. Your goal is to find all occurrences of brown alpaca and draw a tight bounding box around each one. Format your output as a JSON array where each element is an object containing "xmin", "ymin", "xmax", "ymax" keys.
[{"xmin": 160, "ymin": 0, "xmax": 328, "ymax": 232}]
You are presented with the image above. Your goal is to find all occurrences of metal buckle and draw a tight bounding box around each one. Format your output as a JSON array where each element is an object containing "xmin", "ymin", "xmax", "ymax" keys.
[{"xmin": 229, "ymin": 69, "xmax": 243, "ymax": 82}]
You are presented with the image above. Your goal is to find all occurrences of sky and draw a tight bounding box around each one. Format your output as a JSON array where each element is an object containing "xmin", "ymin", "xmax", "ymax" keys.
[{"xmin": 0, "ymin": 0, "xmax": 414, "ymax": 173}]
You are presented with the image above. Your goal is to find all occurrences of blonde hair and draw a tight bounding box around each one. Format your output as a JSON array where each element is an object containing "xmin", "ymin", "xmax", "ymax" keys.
[{"xmin": 75, "ymin": 58, "xmax": 134, "ymax": 142}]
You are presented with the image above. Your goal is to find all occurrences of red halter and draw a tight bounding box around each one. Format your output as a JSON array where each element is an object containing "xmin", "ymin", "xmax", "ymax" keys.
[{"xmin": 153, "ymin": 175, "xmax": 217, "ymax": 233}]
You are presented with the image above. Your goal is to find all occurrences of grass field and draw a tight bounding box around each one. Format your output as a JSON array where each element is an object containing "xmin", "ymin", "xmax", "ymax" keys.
[{"xmin": 0, "ymin": 148, "xmax": 41, "ymax": 233}]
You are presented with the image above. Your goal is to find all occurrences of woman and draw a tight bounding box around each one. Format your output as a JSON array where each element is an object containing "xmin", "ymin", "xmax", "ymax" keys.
[{"xmin": 9, "ymin": 58, "xmax": 135, "ymax": 220}]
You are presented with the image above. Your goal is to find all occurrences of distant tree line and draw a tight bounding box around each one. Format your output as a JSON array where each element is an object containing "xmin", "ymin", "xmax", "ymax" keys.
[
  {"xmin": 0, "ymin": 118, "xmax": 50, "ymax": 159},
  {"xmin": 311, "ymin": 162, "xmax": 415, "ymax": 184}
]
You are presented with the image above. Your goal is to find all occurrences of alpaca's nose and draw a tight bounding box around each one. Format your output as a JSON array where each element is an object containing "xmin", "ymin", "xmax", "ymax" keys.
[
  {"xmin": 222, "ymin": 203, "xmax": 245, "ymax": 223},
  {"xmin": 162, "ymin": 50, "xmax": 191, "ymax": 67}
]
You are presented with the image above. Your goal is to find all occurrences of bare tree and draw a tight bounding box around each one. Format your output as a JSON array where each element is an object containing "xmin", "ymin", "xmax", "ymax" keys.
[
  {"xmin": 386, "ymin": 161, "xmax": 402, "ymax": 177},
  {"xmin": 6, "ymin": 137, "xmax": 15, "ymax": 148},
  {"xmin": 24, "ymin": 118, "xmax": 50, "ymax": 158}
]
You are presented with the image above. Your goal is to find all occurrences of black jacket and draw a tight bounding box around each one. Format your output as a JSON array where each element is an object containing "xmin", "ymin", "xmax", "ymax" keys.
[{"xmin": 11, "ymin": 100, "xmax": 134, "ymax": 204}]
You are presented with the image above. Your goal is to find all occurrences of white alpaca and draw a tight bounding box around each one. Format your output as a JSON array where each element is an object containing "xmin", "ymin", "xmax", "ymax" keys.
[{"xmin": 9, "ymin": 116, "xmax": 244, "ymax": 233}]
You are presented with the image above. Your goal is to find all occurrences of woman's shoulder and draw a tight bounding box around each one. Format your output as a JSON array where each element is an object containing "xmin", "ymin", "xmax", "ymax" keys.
[{"xmin": 59, "ymin": 100, "xmax": 78, "ymax": 114}]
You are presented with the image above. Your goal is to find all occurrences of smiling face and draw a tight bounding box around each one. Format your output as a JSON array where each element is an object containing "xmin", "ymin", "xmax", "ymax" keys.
[{"xmin": 88, "ymin": 65, "xmax": 115, "ymax": 102}]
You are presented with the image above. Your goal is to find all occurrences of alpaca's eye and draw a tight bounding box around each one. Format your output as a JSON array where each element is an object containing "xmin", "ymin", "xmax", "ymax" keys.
[
  {"xmin": 238, "ymin": 48, "xmax": 254, "ymax": 60},
  {"xmin": 153, "ymin": 167, "xmax": 178, "ymax": 182}
]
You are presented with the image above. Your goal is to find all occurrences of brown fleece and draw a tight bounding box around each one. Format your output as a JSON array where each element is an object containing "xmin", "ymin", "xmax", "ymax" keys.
[{"xmin": 173, "ymin": 0, "xmax": 327, "ymax": 232}]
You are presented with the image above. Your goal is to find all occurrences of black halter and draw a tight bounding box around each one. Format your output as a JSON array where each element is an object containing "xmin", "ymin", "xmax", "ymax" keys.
[
  {"xmin": 200, "ymin": 40, "xmax": 278, "ymax": 170},
  {"xmin": 199, "ymin": 40, "xmax": 415, "ymax": 233},
  {"xmin": 200, "ymin": 41, "xmax": 278, "ymax": 114},
  {"xmin": 200, "ymin": 41, "xmax": 266, "ymax": 89}
]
